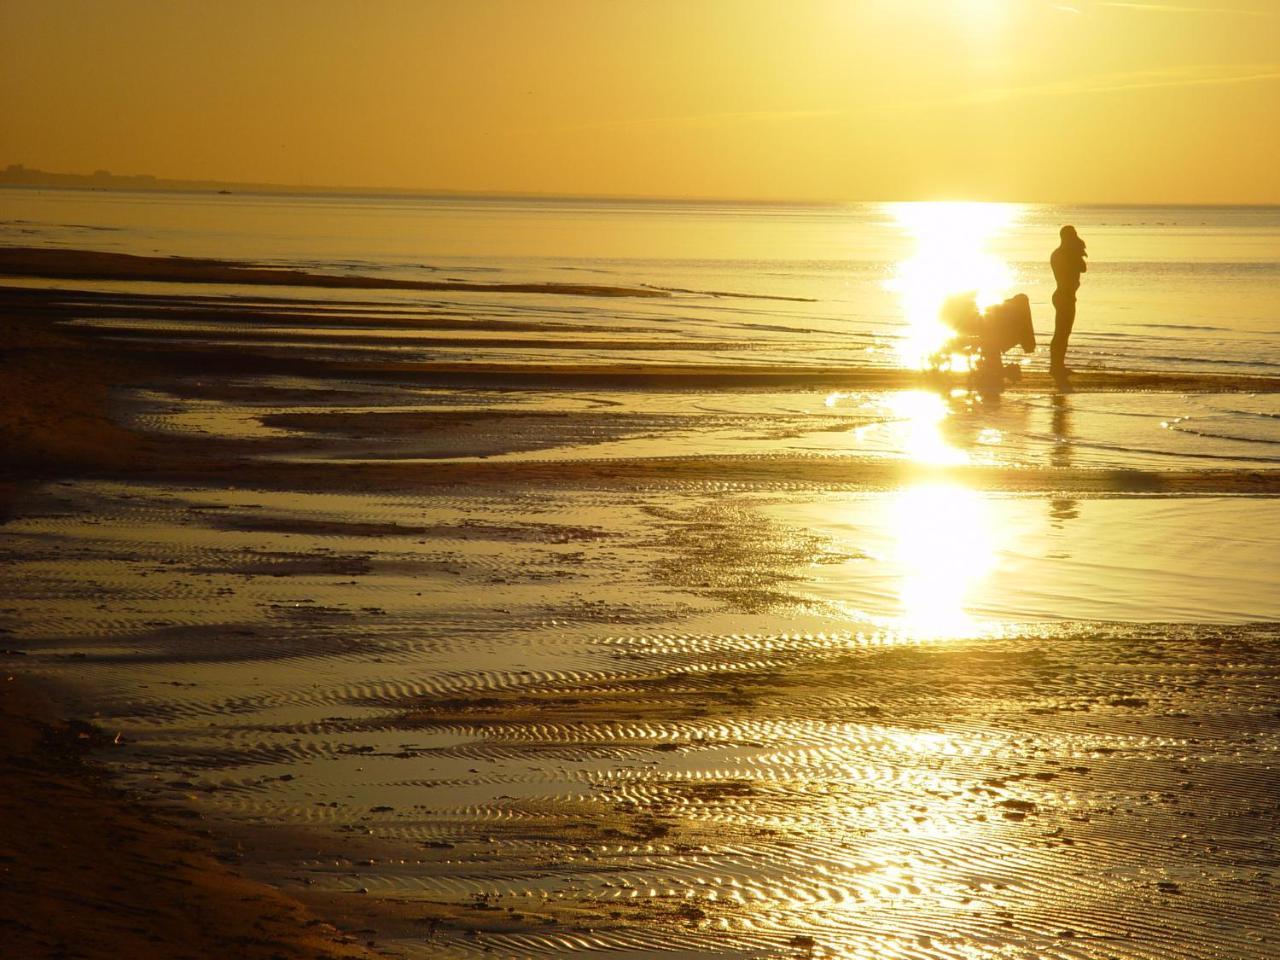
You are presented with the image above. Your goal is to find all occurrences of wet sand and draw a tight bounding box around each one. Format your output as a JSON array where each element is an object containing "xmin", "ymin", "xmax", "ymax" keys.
[
  {"xmin": 0, "ymin": 678, "xmax": 376, "ymax": 960},
  {"xmin": 0, "ymin": 247, "xmax": 670, "ymax": 298},
  {"xmin": 2, "ymin": 253, "xmax": 1279, "ymax": 958}
]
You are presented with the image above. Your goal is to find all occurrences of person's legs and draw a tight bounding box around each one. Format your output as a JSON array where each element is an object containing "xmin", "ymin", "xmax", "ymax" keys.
[{"xmin": 1050, "ymin": 291, "xmax": 1076, "ymax": 373}]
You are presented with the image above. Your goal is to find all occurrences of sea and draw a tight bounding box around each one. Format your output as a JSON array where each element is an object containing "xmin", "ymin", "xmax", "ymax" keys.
[
  {"xmin": 2, "ymin": 187, "xmax": 1279, "ymax": 376},
  {"xmin": 5, "ymin": 187, "xmax": 1280, "ymax": 467}
]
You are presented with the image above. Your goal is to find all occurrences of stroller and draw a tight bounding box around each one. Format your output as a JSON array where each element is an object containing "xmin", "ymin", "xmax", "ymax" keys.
[{"xmin": 929, "ymin": 292, "xmax": 1035, "ymax": 389}]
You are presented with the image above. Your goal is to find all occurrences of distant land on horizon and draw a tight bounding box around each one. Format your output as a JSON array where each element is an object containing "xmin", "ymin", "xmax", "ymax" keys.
[
  {"xmin": 2, "ymin": 164, "xmax": 1276, "ymax": 209},
  {"xmin": 0, "ymin": 162, "xmax": 560, "ymax": 203},
  {"xmin": 0, "ymin": 163, "xmax": 853, "ymax": 207}
]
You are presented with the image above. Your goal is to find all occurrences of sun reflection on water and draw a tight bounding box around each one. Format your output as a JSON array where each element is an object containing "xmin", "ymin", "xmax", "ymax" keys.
[
  {"xmin": 823, "ymin": 387, "xmax": 1013, "ymax": 637},
  {"xmin": 892, "ymin": 481, "xmax": 996, "ymax": 637},
  {"xmin": 883, "ymin": 201, "xmax": 1025, "ymax": 368},
  {"xmin": 874, "ymin": 198, "xmax": 1021, "ymax": 632},
  {"xmin": 884, "ymin": 390, "xmax": 1001, "ymax": 637},
  {"xmin": 885, "ymin": 390, "xmax": 969, "ymax": 466}
]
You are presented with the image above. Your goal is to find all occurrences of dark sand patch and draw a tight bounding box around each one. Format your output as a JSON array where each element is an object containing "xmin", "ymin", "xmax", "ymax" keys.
[
  {"xmin": 261, "ymin": 409, "xmax": 579, "ymax": 436},
  {"xmin": 0, "ymin": 309, "xmax": 151, "ymax": 483},
  {"xmin": 197, "ymin": 551, "xmax": 376, "ymax": 578},
  {"xmin": 0, "ymin": 678, "xmax": 375, "ymax": 960},
  {"xmin": 387, "ymin": 670, "xmax": 769, "ymax": 729},
  {"xmin": 1, "ymin": 283, "xmax": 647, "ymax": 333},
  {"xmin": 0, "ymin": 246, "xmax": 669, "ymax": 298},
  {"xmin": 209, "ymin": 455, "xmax": 1280, "ymax": 495},
  {"xmin": 202, "ymin": 511, "xmax": 606, "ymax": 543},
  {"xmin": 650, "ymin": 499, "xmax": 849, "ymax": 614},
  {"xmin": 88, "ymin": 321, "xmax": 760, "ymax": 353}
]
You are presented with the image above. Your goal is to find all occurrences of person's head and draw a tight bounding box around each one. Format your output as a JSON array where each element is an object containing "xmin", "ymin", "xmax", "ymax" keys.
[
  {"xmin": 1060, "ymin": 224, "xmax": 1086, "ymax": 253},
  {"xmin": 1054, "ymin": 225, "xmax": 1085, "ymax": 256}
]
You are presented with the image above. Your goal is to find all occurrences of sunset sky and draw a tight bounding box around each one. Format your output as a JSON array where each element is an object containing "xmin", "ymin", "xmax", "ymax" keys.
[{"xmin": 2, "ymin": 0, "xmax": 1278, "ymax": 203}]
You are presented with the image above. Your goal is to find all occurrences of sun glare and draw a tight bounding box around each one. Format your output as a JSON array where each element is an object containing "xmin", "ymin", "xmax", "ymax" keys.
[
  {"xmin": 886, "ymin": 390, "xmax": 969, "ymax": 467},
  {"xmin": 950, "ymin": 0, "xmax": 1006, "ymax": 26},
  {"xmin": 884, "ymin": 201, "xmax": 1024, "ymax": 368}
]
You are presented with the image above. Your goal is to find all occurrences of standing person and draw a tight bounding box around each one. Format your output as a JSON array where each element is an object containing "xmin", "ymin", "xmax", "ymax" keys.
[{"xmin": 1050, "ymin": 225, "xmax": 1087, "ymax": 377}]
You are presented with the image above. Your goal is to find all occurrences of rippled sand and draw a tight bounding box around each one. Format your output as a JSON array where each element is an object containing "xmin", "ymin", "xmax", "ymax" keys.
[{"xmin": 2, "ymin": 272, "xmax": 1279, "ymax": 958}]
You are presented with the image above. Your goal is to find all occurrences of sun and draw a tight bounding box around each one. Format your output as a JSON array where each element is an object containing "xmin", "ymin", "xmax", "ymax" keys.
[{"xmin": 949, "ymin": 0, "xmax": 1006, "ymax": 20}]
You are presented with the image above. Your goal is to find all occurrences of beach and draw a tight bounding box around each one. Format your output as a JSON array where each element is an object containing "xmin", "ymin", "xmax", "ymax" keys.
[{"xmin": 2, "ymin": 193, "xmax": 1279, "ymax": 959}]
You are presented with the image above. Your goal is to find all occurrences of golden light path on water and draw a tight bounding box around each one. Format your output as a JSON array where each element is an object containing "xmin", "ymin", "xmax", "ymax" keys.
[
  {"xmin": 858, "ymin": 390, "xmax": 1005, "ymax": 638},
  {"xmin": 884, "ymin": 201, "xmax": 1025, "ymax": 369},
  {"xmin": 861, "ymin": 200, "xmax": 1025, "ymax": 638},
  {"xmin": 893, "ymin": 481, "xmax": 997, "ymax": 638}
]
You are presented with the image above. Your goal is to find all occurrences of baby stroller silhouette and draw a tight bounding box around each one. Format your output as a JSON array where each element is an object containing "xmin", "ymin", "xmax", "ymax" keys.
[{"xmin": 928, "ymin": 292, "xmax": 1035, "ymax": 390}]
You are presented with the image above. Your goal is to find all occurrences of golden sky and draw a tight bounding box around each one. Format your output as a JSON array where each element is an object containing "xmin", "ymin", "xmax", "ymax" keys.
[{"xmin": 2, "ymin": 0, "xmax": 1278, "ymax": 202}]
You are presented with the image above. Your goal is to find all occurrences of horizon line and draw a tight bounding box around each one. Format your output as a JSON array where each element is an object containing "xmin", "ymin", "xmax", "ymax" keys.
[{"xmin": 2, "ymin": 163, "xmax": 1277, "ymax": 209}]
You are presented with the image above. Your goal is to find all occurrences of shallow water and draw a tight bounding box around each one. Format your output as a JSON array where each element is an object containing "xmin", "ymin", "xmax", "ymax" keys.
[
  {"xmin": 5, "ymin": 189, "xmax": 1280, "ymax": 382},
  {"xmin": 121, "ymin": 376, "xmax": 1280, "ymax": 472},
  {"xmin": 774, "ymin": 493, "xmax": 1280, "ymax": 625}
]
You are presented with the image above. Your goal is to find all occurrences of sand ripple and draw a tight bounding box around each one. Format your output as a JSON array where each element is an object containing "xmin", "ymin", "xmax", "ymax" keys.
[{"xmin": 4, "ymin": 473, "xmax": 1278, "ymax": 959}]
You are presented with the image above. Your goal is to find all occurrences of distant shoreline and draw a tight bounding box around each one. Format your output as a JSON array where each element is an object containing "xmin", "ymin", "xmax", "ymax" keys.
[
  {"xmin": 0, "ymin": 166, "xmax": 841, "ymax": 208},
  {"xmin": 3, "ymin": 167, "xmax": 1278, "ymax": 209}
]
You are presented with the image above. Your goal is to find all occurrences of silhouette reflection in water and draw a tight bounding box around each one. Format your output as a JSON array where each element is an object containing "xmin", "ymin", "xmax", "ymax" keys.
[{"xmin": 1049, "ymin": 393, "xmax": 1079, "ymax": 526}]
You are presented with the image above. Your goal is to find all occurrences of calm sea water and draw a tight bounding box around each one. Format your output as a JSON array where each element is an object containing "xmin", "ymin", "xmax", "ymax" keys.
[{"xmin": 3, "ymin": 187, "xmax": 1278, "ymax": 381}]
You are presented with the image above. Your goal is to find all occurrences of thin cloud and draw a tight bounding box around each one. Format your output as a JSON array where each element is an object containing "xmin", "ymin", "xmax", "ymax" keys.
[
  {"xmin": 1050, "ymin": 0, "xmax": 1277, "ymax": 14},
  {"xmin": 556, "ymin": 108, "xmax": 840, "ymax": 134},
  {"xmin": 1098, "ymin": 1, "xmax": 1277, "ymax": 15},
  {"xmin": 568, "ymin": 64, "xmax": 1280, "ymax": 132},
  {"xmin": 880, "ymin": 62, "xmax": 1280, "ymax": 113}
]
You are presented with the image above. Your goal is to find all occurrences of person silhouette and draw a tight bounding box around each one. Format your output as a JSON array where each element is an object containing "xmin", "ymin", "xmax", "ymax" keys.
[{"xmin": 1049, "ymin": 225, "xmax": 1087, "ymax": 378}]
